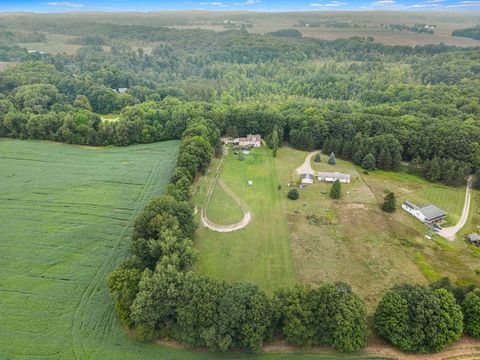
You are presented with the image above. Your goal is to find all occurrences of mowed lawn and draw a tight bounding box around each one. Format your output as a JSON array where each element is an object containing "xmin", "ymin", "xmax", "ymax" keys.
[
  {"xmin": 194, "ymin": 146, "xmax": 297, "ymax": 294},
  {"xmin": 0, "ymin": 139, "xmax": 185, "ymax": 359}
]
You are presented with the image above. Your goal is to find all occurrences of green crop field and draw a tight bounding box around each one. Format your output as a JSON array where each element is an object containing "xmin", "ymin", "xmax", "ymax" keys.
[{"xmin": 0, "ymin": 139, "xmax": 185, "ymax": 359}]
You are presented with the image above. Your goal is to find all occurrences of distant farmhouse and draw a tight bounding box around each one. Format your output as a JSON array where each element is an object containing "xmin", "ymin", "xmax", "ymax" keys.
[
  {"xmin": 233, "ymin": 134, "xmax": 262, "ymax": 148},
  {"xmin": 318, "ymin": 172, "xmax": 351, "ymax": 183},
  {"xmin": 301, "ymin": 173, "xmax": 315, "ymax": 184},
  {"xmin": 402, "ymin": 201, "xmax": 447, "ymax": 225},
  {"xmin": 116, "ymin": 87, "xmax": 129, "ymax": 94}
]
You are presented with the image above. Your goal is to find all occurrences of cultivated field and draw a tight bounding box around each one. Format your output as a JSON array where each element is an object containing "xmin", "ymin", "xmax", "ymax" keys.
[{"xmin": 0, "ymin": 139, "xmax": 183, "ymax": 359}]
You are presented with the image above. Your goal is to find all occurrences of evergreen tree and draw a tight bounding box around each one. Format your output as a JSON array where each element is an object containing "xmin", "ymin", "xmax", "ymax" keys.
[
  {"xmin": 328, "ymin": 152, "xmax": 336, "ymax": 165},
  {"xmin": 362, "ymin": 153, "xmax": 376, "ymax": 171},
  {"xmin": 329, "ymin": 180, "xmax": 341, "ymax": 199},
  {"xmin": 382, "ymin": 191, "xmax": 396, "ymax": 212},
  {"xmin": 270, "ymin": 129, "xmax": 279, "ymax": 157},
  {"xmin": 473, "ymin": 170, "xmax": 480, "ymax": 190},
  {"xmin": 314, "ymin": 152, "xmax": 321, "ymax": 162},
  {"xmin": 426, "ymin": 157, "xmax": 441, "ymax": 182}
]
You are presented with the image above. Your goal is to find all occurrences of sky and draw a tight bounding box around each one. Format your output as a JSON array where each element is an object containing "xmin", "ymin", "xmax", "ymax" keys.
[{"xmin": 0, "ymin": 0, "xmax": 479, "ymax": 12}]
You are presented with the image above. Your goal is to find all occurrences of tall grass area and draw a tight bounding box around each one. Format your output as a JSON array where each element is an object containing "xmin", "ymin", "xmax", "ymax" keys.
[{"xmin": 194, "ymin": 146, "xmax": 297, "ymax": 294}]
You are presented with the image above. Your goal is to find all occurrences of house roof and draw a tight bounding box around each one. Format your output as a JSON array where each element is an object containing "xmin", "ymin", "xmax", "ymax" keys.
[
  {"xmin": 117, "ymin": 87, "xmax": 129, "ymax": 93},
  {"xmin": 403, "ymin": 201, "xmax": 419, "ymax": 210},
  {"xmin": 419, "ymin": 205, "xmax": 447, "ymax": 220},
  {"xmin": 301, "ymin": 173, "xmax": 315, "ymax": 180},
  {"xmin": 234, "ymin": 134, "xmax": 262, "ymax": 142},
  {"xmin": 317, "ymin": 172, "xmax": 351, "ymax": 180}
]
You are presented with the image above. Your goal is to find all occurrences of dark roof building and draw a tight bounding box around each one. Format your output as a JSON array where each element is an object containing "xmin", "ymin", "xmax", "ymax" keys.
[{"xmin": 420, "ymin": 205, "xmax": 447, "ymax": 223}]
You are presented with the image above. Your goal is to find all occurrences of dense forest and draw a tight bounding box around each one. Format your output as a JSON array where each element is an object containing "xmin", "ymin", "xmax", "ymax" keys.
[
  {"xmin": 453, "ymin": 25, "xmax": 480, "ymax": 40},
  {"xmin": 1, "ymin": 17, "xmax": 479, "ymax": 184}
]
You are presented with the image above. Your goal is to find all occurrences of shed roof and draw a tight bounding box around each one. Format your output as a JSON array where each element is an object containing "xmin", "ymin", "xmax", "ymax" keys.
[
  {"xmin": 467, "ymin": 233, "xmax": 480, "ymax": 242},
  {"xmin": 419, "ymin": 205, "xmax": 447, "ymax": 220},
  {"xmin": 317, "ymin": 171, "xmax": 351, "ymax": 180}
]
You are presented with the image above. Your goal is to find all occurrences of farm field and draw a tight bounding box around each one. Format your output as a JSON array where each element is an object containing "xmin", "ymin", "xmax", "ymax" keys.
[
  {"xmin": 18, "ymin": 34, "xmax": 85, "ymax": 55},
  {"xmin": 193, "ymin": 146, "xmax": 297, "ymax": 294},
  {"xmin": 0, "ymin": 139, "xmax": 184, "ymax": 359}
]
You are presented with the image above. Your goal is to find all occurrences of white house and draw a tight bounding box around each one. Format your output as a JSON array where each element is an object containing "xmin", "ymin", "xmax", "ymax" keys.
[
  {"xmin": 233, "ymin": 134, "xmax": 262, "ymax": 147},
  {"xmin": 402, "ymin": 201, "xmax": 447, "ymax": 225},
  {"xmin": 301, "ymin": 173, "xmax": 315, "ymax": 184},
  {"xmin": 317, "ymin": 172, "xmax": 351, "ymax": 183}
]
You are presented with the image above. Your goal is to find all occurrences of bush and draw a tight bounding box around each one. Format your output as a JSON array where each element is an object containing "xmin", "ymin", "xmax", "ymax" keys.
[
  {"xmin": 374, "ymin": 284, "xmax": 463, "ymax": 353},
  {"xmin": 381, "ymin": 191, "xmax": 396, "ymax": 212},
  {"xmin": 287, "ymin": 188, "xmax": 299, "ymax": 200}
]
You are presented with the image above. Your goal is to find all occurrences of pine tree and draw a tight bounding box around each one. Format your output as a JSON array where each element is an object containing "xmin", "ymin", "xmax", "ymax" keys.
[
  {"xmin": 314, "ymin": 153, "xmax": 321, "ymax": 162},
  {"xmin": 328, "ymin": 152, "xmax": 336, "ymax": 165},
  {"xmin": 270, "ymin": 129, "xmax": 279, "ymax": 157},
  {"xmin": 426, "ymin": 157, "xmax": 441, "ymax": 182},
  {"xmin": 362, "ymin": 153, "xmax": 376, "ymax": 171},
  {"xmin": 382, "ymin": 191, "xmax": 396, "ymax": 212},
  {"xmin": 473, "ymin": 170, "xmax": 480, "ymax": 190},
  {"xmin": 329, "ymin": 180, "xmax": 341, "ymax": 199}
]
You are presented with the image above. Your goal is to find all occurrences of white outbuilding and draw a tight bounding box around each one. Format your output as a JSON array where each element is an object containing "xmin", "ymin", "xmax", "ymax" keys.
[{"xmin": 317, "ymin": 172, "xmax": 351, "ymax": 183}]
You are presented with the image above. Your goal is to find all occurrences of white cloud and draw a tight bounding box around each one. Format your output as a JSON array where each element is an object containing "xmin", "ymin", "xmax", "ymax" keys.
[
  {"xmin": 370, "ymin": 0, "xmax": 396, "ymax": 6},
  {"xmin": 233, "ymin": 0, "xmax": 261, "ymax": 5},
  {"xmin": 46, "ymin": 1, "xmax": 83, "ymax": 7},
  {"xmin": 446, "ymin": 0, "xmax": 480, "ymax": 6},
  {"xmin": 199, "ymin": 2, "xmax": 227, "ymax": 6},
  {"xmin": 309, "ymin": 1, "xmax": 347, "ymax": 6}
]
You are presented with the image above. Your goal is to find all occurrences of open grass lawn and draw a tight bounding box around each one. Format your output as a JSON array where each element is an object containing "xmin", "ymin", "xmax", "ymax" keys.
[
  {"xmin": 193, "ymin": 146, "xmax": 297, "ymax": 294},
  {"xmin": 206, "ymin": 178, "xmax": 245, "ymax": 225}
]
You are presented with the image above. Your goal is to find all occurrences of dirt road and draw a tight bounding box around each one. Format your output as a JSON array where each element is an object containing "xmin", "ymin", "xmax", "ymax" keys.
[
  {"xmin": 296, "ymin": 151, "xmax": 316, "ymax": 175},
  {"xmin": 438, "ymin": 176, "xmax": 473, "ymax": 241}
]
